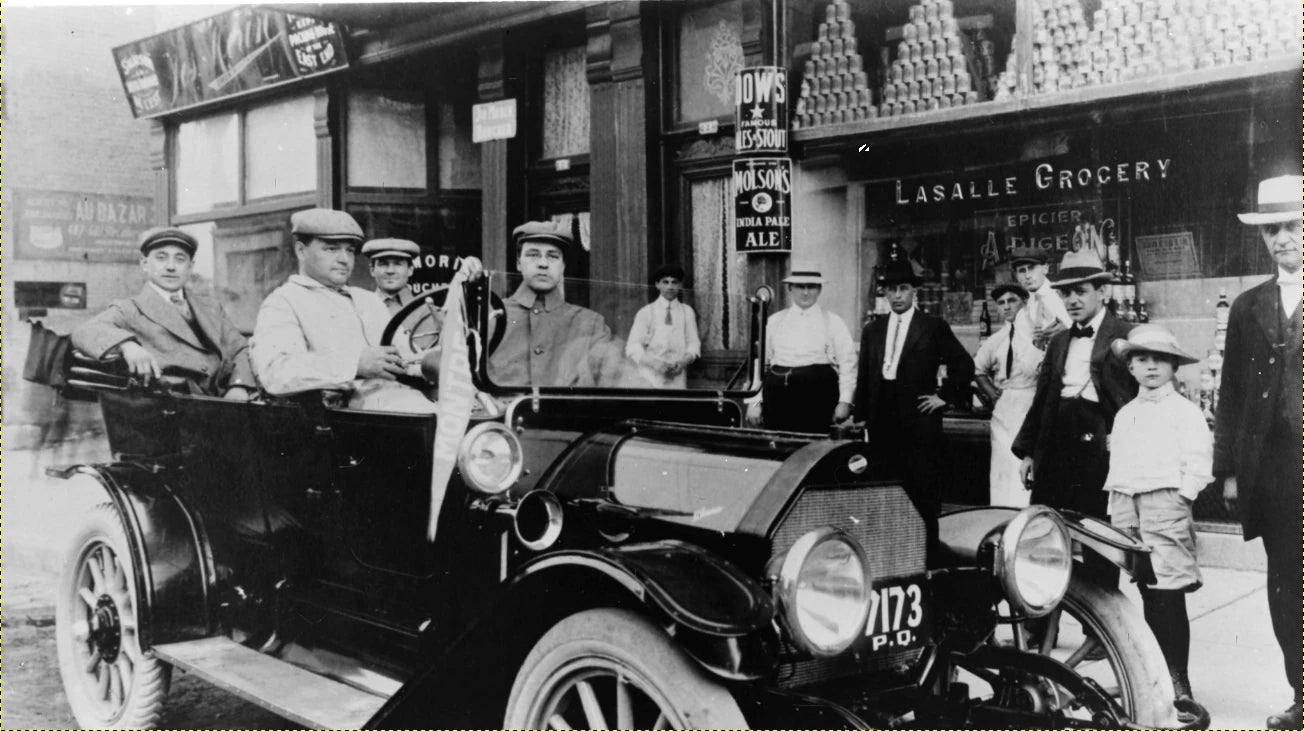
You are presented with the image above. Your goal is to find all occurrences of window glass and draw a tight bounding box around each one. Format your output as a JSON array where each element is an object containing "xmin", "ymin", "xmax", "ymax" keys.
[
  {"xmin": 541, "ymin": 46, "xmax": 590, "ymax": 159},
  {"xmin": 437, "ymin": 101, "xmax": 481, "ymax": 190},
  {"xmin": 246, "ymin": 95, "xmax": 317, "ymax": 200},
  {"xmin": 347, "ymin": 90, "xmax": 429, "ymax": 189},
  {"xmin": 676, "ymin": 1, "xmax": 743, "ymax": 124},
  {"xmin": 175, "ymin": 112, "xmax": 238, "ymax": 214}
]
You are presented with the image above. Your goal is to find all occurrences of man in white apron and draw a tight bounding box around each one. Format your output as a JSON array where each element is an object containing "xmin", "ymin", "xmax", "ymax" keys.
[
  {"xmin": 973, "ymin": 282, "xmax": 1042, "ymax": 507},
  {"xmin": 626, "ymin": 263, "xmax": 701, "ymax": 388}
]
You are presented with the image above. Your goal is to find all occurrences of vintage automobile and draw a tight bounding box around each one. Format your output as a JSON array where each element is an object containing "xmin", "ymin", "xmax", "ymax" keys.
[{"xmin": 48, "ymin": 271, "xmax": 1178, "ymax": 729}]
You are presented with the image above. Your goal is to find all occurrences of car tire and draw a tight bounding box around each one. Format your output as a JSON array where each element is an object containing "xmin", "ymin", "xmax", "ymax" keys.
[
  {"xmin": 503, "ymin": 608, "xmax": 749, "ymax": 730},
  {"xmin": 56, "ymin": 503, "xmax": 172, "ymax": 729}
]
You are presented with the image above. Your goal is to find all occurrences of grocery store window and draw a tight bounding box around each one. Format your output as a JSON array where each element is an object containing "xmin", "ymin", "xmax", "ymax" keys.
[
  {"xmin": 674, "ymin": 0, "xmax": 743, "ymax": 125},
  {"xmin": 347, "ymin": 89, "xmax": 429, "ymax": 190}
]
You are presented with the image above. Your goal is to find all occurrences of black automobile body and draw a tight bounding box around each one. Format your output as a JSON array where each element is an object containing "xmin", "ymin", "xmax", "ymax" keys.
[{"xmin": 48, "ymin": 273, "xmax": 1178, "ymax": 729}]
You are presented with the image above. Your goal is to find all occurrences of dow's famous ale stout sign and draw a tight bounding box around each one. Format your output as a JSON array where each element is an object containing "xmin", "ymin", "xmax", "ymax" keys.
[
  {"xmin": 734, "ymin": 158, "xmax": 792, "ymax": 253},
  {"xmin": 735, "ymin": 66, "xmax": 788, "ymax": 154}
]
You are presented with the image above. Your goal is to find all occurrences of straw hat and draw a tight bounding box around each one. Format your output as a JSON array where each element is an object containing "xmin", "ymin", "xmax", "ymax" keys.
[
  {"xmin": 783, "ymin": 260, "xmax": 826, "ymax": 285},
  {"xmin": 1111, "ymin": 324, "xmax": 1200, "ymax": 366},
  {"xmin": 1237, "ymin": 175, "xmax": 1302, "ymax": 225},
  {"xmin": 1051, "ymin": 249, "xmax": 1113, "ymax": 288}
]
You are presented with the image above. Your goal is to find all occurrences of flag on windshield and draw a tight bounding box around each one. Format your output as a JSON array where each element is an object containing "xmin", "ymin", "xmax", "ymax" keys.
[{"xmin": 428, "ymin": 268, "xmax": 475, "ymax": 540}]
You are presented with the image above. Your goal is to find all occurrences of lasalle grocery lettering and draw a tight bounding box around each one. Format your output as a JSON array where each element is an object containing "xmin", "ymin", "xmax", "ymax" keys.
[{"xmin": 893, "ymin": 158, "xmax": 1171, "ymax": 205}]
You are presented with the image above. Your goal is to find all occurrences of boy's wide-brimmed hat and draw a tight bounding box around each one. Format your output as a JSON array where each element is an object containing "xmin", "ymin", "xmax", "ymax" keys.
[
  {"xmin": 1051, "ymin": 249, "xmax": 1114, "ymax": 288},
  {"xmin": 1237, "ymin": 174, "xmax": 1302, "ymax": 225},
  {"xmin": 1111, "ymin": 323, "xmax": 1200, "ymax": 366},
  {"xmin": 783, "ymin": 259, "xmax": 826, "ymax": 285}
]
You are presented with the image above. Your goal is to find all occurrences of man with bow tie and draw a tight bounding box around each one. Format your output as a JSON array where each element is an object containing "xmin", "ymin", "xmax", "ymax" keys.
[
  {"xmin": 1012, "ymin": 248, "xmax": 1136, "ymax": 586},
  {"xmin": 1214, "ymin": 174, "xmax": 1302, "ymax": 729},
  {"xmin": 72, "ymin": 227, "xmax": 255, "ymax": 399}
]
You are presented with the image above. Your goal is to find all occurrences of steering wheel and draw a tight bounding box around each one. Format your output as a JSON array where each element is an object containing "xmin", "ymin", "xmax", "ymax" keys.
[{"xmin": 379, "ymin": 283, "xmax": 506, "ymax": 370}]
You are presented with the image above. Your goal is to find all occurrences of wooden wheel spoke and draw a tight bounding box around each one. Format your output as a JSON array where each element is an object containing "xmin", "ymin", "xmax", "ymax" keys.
[
  {"xmin": 116, "ymin": 655, "xmax": 135, "ymax": 693},
  {"xmin": 547, "ymin": 713, "xmax": 573, "ymax": 730},
  {"xmin": 651, "ymin": 711, "xmax": 669, "ymax": 730},
  {"xmin": 78, "ymin": 587, "xmax": 100, "ymax": 611},
  {"xmin": 84, "ymin": 649, "xmax": 103, "ymax": 674},
  {"xmin": 615, "ymin": 673, "xmax": 634, "ymax": 729},
  {"xmin": 109, "ymin": 662, "xmax": 126, "ymax": 706},
  {"xmin": 576, "ymin": 679, "xmax": 609, "ymax": 729},
  {"xmin": 88, "ymin": 553, "xmax": 108, "ymax": 596},
  {"xmin": 97, "ymin": 662, "xmax": 112, "ymax": 701}
]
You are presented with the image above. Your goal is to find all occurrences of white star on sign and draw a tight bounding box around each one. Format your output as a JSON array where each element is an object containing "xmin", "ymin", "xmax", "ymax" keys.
[{"xmin": 749, "ymin": 103, "xmax": 765, "ymax": 120}]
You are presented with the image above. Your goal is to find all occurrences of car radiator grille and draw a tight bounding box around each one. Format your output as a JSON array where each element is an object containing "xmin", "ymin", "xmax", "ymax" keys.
[{"xmin": 769, "ymin": 484, "xmax": 929, "ymax": 689}]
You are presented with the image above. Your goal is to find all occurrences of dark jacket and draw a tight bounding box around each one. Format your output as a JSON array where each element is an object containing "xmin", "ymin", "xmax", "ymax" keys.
[
  {"xmin": 71, "ymin": 285, "xmax": 255, "ymax": 394},
  {"xmin": 1011, "ymin": 310, "xmax": 1136, "ymax": 476},
  {"xmin": 853, "ymin": 308, "xmax": 974, "ymax": 439},
  {"xmin": 1213, "ymin": 277, "xmax": 1302, "ymax": 540}
]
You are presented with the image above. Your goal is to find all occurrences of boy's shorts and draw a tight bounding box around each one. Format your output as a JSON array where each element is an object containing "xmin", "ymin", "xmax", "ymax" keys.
[{"xmin": 1108, "ymin": 488, "xmax": 1203, "ymax": 592}]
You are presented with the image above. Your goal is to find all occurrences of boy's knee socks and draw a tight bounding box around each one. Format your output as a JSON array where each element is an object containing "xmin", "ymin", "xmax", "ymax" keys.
[{"xmin": 1140, "ymin": 587, "xmax": 1191, "ymax": 672}]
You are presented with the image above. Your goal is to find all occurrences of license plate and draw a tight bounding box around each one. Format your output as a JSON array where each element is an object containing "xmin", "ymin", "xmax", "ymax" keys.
[{"xmin": 861, "ymin": 576, "xmax": 931, "ymax": 652}]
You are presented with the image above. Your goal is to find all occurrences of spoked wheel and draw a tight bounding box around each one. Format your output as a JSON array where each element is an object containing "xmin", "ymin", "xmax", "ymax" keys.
[
  {"xmin": 56, "ymin": 504, "xmax": 171, "ymax": 729},
  {"xmin": 504, "ymin": 608, "xmax": 748, "ymax": 730},
  {"xmin": 955, "ymin": 575, "xmax": 1172, "ymax": 727}
]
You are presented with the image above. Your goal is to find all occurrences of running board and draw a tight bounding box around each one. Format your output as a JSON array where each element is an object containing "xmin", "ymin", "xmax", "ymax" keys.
[{"xmin": 152, "ymin": 637, "xmax": 388, "ymax": 729}]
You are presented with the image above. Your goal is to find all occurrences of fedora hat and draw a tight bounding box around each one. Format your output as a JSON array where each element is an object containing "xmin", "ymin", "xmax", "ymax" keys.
[
  {"xmin": 1111, "ymin": 324, "xmax": 1199, "ymax": 366},
  {"xmin": 783, "ymin": 260, "xmax": 826, "ymax": 285},
  {"xmin": 1237, "ymin": 174, "xmax": 1302, "ymax": 225},
  {"xmin": 1051, "ymin": 249, "xmax": 1113, "ymax": 288}
]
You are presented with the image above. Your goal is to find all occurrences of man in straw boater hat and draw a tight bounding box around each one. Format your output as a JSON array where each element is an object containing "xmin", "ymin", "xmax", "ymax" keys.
[
  {"xmin": 1105, "ymin": 324, "xmax": 1213, "ymax": 728},
  {"xmin": 1011, "ymin": 246, "xmax": 1136, "ymax": 588},
  {"xmin": 1214, "ymin": 173, "xmax": 1302, "ymax": 729},
  {"xmin": 853, "ymin": 244, "xmax": 973, "ymax": 552},
  {"xmin": 748, "ymin": 260, "xmax": 858, "ymax": 433}
]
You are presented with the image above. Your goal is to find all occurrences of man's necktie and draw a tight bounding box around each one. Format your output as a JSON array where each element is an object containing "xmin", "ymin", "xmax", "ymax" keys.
[
  {"xmin": 664, "ymin": 304, "xmax": 673, "ymax": 326},
  {"xmin": 1070, "ymin": 323, "xmax": 1094, "ymax": 338},
  {"xmin": 170, "ymin": 293, "xmax": 194, "ymax": 322},
  {"xmin": 883, "ymin": 317, "xmax": 902, "ymax": 377},
  {"xmin": 1005, "ymin": 320, "xmax": 1014, "ymax": 379}
]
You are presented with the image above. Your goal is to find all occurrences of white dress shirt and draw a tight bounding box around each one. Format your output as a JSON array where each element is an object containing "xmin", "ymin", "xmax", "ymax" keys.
[
  {"xmin": 148, "ymin": 282, "xmax": 184, "ymax": 305},
  {"xmin": 974, "ymin": 318, "xmax": 1043, "ymax": 391},
  {"xmin": 1277, "ymin": 267, "xmax": 1302, "ymax": 317},
  {"xmin": 625, "ymin": 297, "xmax": 701, "ymax": 388},
  {"xmin": 1060, "ymin": 306, "xmax": 1108, "ymax": 401},
  {"xmin": 766, "ymin": 303, "xmax": 858, "ymax": 403},
  {"xmin": 881, "ymin": 306, "xmax": 917, "ymax": 381},
  {"xmin": 1105, "ymin": 382, "xmax": 1214, "ymax": 501}
]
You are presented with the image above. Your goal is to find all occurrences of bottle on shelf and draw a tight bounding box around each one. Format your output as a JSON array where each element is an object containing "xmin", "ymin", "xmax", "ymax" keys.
[
  {"xmin": 979, "ymin": 300, "xmax": 992, "ymax": 338},
  {"xmin": 1119, "ymin": 258, "xmax": 1137, "ymax": 303},
  {"xmin": 1215, "ymin": 288, "xmax": 1231, "ymax": 329},
  {"xmin": 1137, "ymin": 299, "xmax": 1150, "ymax": 323},
  {"xmin": 1122, "ymin": 298, "xmax": 1137, "ymax": 323}
]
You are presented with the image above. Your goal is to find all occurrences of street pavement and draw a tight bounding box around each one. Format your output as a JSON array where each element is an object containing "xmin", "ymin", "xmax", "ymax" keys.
[{"xmin": 1, "ymin": 443, "xmax": 1292, "ymax": 729}]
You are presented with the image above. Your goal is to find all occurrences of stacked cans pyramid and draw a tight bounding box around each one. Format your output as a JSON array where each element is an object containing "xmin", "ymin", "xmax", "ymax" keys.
[
  {"xmin": 794, "ymin": 0, "xmax": 875, "ymax": 129},
  {"xmin": 1028, "ymin": 0, "xmax": 1298, "ymax": 96},
  {"xmin": 880, "ymin": 0, "xmax": 999, "ymax": 117}
]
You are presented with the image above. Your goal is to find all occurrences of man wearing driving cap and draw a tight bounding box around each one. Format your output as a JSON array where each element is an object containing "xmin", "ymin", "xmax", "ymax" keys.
[
  {"xmin": 1012, "ymin": 247, "xmax": 1135, "ymax": 586},
  {"xmin": 362, "ymin": 238, "xmax": 421, "ymax": 315},
  {"xmin": 973, "ymin": 282, "xmax": 1041, "ymax": 507},
  {"xmin": 1214, "ymin": 173, "xmax": 1302, "ymax": 729},
  {"xmin": 488, "ymin": 220, "xmax": 613, "ymax": 387},
  {"xmin": 853, "ymin": 245, "xmax": 973, "ymax": 549},
  {"xmin": 1010, "ymin": 246, "xmax": 1071, "ymax": 349},
  {"xmin": 72, "ymin": 227, "xmax": 255, "ymax": 399},
  {"xmin": 251, "ymin": 208, "xmax": 438, "ymax": 413},
  {"xmin": 748, "ymin": 261, "xmax": 858, "ymax": 433}
]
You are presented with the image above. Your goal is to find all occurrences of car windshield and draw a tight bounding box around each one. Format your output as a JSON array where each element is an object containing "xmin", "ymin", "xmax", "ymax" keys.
[{"xmin": 479, "ymin": 270, "xmax": 760, "ymax": 393}]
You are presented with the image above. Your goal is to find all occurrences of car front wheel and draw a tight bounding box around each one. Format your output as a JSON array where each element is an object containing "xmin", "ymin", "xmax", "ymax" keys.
[
  {"xmin": 504, "ymin": 608, "xmax": 748, "ymax": 730},
  {"xmin": 56, "ymin": 504, "xmax": 171, "ymax": 729}
]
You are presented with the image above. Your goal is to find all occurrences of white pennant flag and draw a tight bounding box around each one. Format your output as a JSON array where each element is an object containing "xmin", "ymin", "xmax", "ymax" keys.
[{"xmin": 427, "ymin": 269, "xmax": 476, "ymax": 540}]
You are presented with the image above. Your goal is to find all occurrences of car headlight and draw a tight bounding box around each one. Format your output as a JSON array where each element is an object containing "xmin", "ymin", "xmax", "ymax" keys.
[
  {"xmin": 776, "ymin": 527, "xmax": 872, "ymax": 656},
  {"xmin": 457, "ymin": 422, "xmax": 523, "ymax": 494},
  {"xmin": 996, "ymin": 506, "xmax": 1072, "ymax": 618}
]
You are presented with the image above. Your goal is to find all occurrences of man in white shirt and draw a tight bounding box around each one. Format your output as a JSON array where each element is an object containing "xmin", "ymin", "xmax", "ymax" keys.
[
  {"xmin": 626, "ymin": 263, "xmax": 701, "ymax": 388},
  {"xmin": 749, "ymin": 262, "xmax": 857, "ymax": 433},
  {"xmin": 973, "ymin": 282, "xmax": 1042, "ymax": 507},
  {"xmin": 1010, "ymin": 246, "xmax": 1071, "ymax": 349},
  {"xmin": 1214, "ymin": 174, "xmax": 1302, "ymax": 729},
  {"xmin": 251, "ymin": 208, "xmax": 437, "ymax": 413}
]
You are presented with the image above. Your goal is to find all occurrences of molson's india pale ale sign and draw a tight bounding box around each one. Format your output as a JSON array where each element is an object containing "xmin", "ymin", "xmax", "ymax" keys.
[
  {"xmin": 734, "ymin": 158, "xmax": 792, "ymax": 253},
  {"xmin": 735, "ymin": 66, "xmax": 789, "ymax": 154}
]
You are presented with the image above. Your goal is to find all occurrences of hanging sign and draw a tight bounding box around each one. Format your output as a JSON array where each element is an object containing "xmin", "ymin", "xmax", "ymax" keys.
[
  {"xmin": 472, "ymin": 99, "xmax": 518, "ymax": 142},
  {"xmin": 733, "ymin": 158, "xmax": 792, "ymax": 253},
  {"xmin": 113, "ymin": 7, "xmax": 349, "ymax": 118},
  {"xmin": 734, "ymin": 66, "xmax": 788, "ymax": 154}
]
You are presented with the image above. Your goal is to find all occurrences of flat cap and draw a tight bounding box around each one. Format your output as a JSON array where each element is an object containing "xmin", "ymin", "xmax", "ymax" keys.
[
  {"xmin": 291, "ymin": 208, "xmax": 364, "ymax": 243},
  {"xmin": 1009, "ymin": 246, "xmax": 1050, "ymax": 266},
  {"xmin": 139, "ymin": 227, "xmax": 198, "ymax": 257},
  {"xmin": 513, "ymin": 220, "xmax": 573, "ymax": 251},
  {"xmin": 361, "ymin": 238, "xmax": 420, "ymax": 260}
]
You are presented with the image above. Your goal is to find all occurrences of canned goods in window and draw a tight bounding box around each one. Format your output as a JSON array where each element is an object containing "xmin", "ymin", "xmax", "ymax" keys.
[
  {"xmin": 819, "ymin": 76, "xmax": 832, "ymax": 94},
  {"xmin": 818, "ymin": 22, "xmax": 829, "ymax": 41},
  {"xmin": 903, "ymin": 99, "xmax": 918, "ymax": 114},
  {"xmin": 920, "ymin": 77, "xmax": 934, "ymax": 97},
  {"xmin": 817, "ymin": 40, "xmax": 831, "ymax": 57},
  {"xmin": 830, "ymin": 74, "xmax": 843, "ymax": 93},
  {"xmin": 915, "ymin": 61, "xmax": 928, "ymax": 80},
  {"xmin": 937, "ymin": 55, "xmax": 952, "ymax": 76},
  {"xmin": 884, "ymin": 84, "xmax": 898, "ymax": 103},
  {"xmin": 853, "ymin": 71, "xmax": 868, "ymax": 89},
  {"xmin": 925, "ymin": 3, "xmax": 939, "ymax": 23},
  {"xmin": 844, "ymin": 36, "xmax": 858, "ymax": 56},
  {"xmin": 902, "ymin": 63, "xmax": 915, "ymax": 84},
  {"xmin": 946, "ymin": 36, "xmax": 962, "ymax": 55},
  {"xmin": 836, "ymin": 56, "xmax": 849, "ymax": 75},
  {"xmin": 942, "ymin": 73, "xmax": 957, "ymax": 94},
  {"xmin": 938, "ymin": 0, "xmax": 954, "ymax": 16},
  {"xmin": 907, "ymin": 80, "xmax": 921, "ymax": 100},
  {"xmin": 832, "ymin": 37, "xmax": 844, "ymax": 56},
  {"xmin": 858, "ymin": 87, "xmax": 872, "ymax": 106},
  {"xmin": 938, "ymin": 94, "xmax": 952, "ymax": 108},
  {"xmin": 955, "ymin": 70, "xmax": 972, "ymax": 91}
]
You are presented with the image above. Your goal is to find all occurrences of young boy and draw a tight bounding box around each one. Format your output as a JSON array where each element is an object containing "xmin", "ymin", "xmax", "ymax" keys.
[
  {"xmin": 1104, "ymin": 324, "xmax": 1213, "ymax": 727},
  {"xmin": 625, "ymin": 263, "xmax": 700, "ymax": 388}
]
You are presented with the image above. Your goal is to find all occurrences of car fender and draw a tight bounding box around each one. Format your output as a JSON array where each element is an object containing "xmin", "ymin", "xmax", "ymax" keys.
[
  {"xmin": 365, "ymin": 540, "xmax": 776, "ymax": 729},
  {"xmin": 938, "ymin": 506, "xmax": 1154, "ymax": 584},
  {"xmin": 50, "ymin": 463, "xmax": 213, "ymax": 647}
]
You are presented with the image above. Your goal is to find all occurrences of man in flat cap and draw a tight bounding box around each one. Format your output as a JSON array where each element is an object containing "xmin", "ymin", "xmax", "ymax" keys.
[
  {"xmin": 1010, "ymin": 246, "xmax": 1071, "ymax": 349},
  {"xmin": 362, "ymin": 238, "xmax": 421, "ymax": 315},
  {"xmin": 853, "ymin": 245, "xmax": 973, "ymax": 549},
  {"xmin": 251, "ymin": 209, "xmax": 444, "ymax": 412},
  {"xmin": 1214, "ymin": 174, "xmax": 1302, "ymax": 729},
  {"xmin": 973, "ymin": 281, "xmax": 1041, "ymax": 507},
  {"xmin": 72, "ymin": 227, "xmax": 255, "ymax": 399},
  {"xmin": 488, "ymin": 220, "xmax": 613, "ymax": 387},
  {"xmin": 625, "ymin": 262, "xmax": 700, "ymax": 388},
  {"xmin": 1013, "ymin": 248, "xmax": 1135, "ymax": 587},
  {"xmin": 747, "ymin": 261, "xmax": 857, "ymax": 433}
]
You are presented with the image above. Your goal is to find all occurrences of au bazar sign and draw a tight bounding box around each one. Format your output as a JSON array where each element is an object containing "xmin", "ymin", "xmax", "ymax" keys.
[{"xmin": 13, "ymin": 189, "xmax": 156, "ymax": 262}]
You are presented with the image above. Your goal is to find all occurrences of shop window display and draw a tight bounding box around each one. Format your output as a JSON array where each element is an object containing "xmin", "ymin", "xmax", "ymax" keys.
[
  {"xmin": 675, "ymin": 0, "xmax": 744, "ymax": 124},
  {"xmin": 347, "ymin": 89, "xmax": 429, "ymax": 190},
  {"xmin": 246, "ymin": 95, "xmax": 316, "ymax": 199}
]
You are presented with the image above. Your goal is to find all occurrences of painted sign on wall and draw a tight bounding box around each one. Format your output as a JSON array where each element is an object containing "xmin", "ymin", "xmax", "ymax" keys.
[{"xmin": 13, "ymin": 189, "xmax": 157, "ymax": 262}]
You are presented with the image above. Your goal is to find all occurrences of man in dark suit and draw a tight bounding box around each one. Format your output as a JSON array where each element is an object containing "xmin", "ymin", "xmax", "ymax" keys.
[
  {"xmin": 854, "ymin": 246, "xmax": 973, "ymax": 547},
  {"xmin": 1013, "ymin": 249, "xmax": 1136, "ymax": 586},
  {"xmin": 72, "ymin": 227, "xmax": 255, "ymax": 399},
  {"xmin": 1214, "ymin": 174, "xmax": 1302, "ymax": 729}
]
